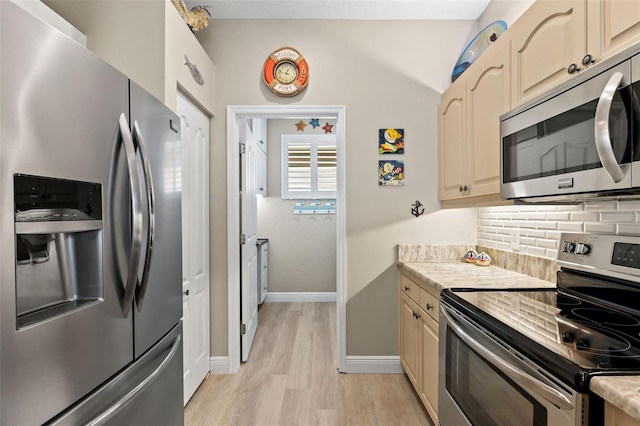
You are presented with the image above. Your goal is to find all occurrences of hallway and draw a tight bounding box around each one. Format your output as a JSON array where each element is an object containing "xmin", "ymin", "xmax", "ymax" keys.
[{"xmin": 184, "ymin": 302, "xmax": 430, "ymax": 425}]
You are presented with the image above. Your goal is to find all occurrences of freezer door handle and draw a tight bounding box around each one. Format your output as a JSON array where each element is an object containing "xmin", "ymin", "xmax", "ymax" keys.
[
  {"xmin": 118, "ymin": 113, "xmax": 144, "ymax": 318},
  {"xmin": 84, "ymin": 333, "xmax": 181, "ymax": 426},
  {"xmin": 132, "ymin": 120, "xmax": 155, "ymax": 311}
]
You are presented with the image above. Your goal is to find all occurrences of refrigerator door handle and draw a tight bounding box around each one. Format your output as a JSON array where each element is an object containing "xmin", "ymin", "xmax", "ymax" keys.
[
  {"xmin": 84, "ymin": 333, "xmax": 181, "ymax": 426},
  {"xmin": 132, "ymin": 120, "xmax": 155, "ymax": 311},
  {"xmin": 119, "ymin": 113, "xmax": 144, "ymax": 318}
]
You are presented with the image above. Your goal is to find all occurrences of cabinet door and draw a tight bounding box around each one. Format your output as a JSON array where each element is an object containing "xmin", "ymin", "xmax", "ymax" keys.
[
  {"xmin": 588, "ymin": 0, "xmax": 640, "ymax": 61},
  {"xmin": 420, "ymin": 313, "xmax": 439, "ymax": 424},
  {"xmin": 438, "ymin": 80, "xmax": 467, "ymax": 201},
  {"xmin": 466, "ymin": 47, "xmax": 510, "ymax": 198},
  {"xmin": 400, "ymin": 292, "xmax": 421, "ymax": 388},
  {"xmin": 511, "ymin": 0, "xmax": 586, "ymax": 105}
]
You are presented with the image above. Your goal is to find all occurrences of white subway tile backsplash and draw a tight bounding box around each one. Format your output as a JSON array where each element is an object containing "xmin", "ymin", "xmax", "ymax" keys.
[
  {"xmin": 527, "ymin": 229, "xmax": 547, "ymax": 238},
  {"xmin": 570, "ymin": 212, "xmax": 600, "ymax": 222},
  {"xmin": 617, "ymin": 200, "xmax": 640, "ymax": 211},
  {"xmin": 617, "ymin": 224, "xmax": 640, "ymax": 236},
  {"xmin": 600, "ymin": 211, "xmax": 636, "ymax": 223},
  {"xmin": 584, "ymin": 201, "xmax": 617, "ymax": 211},
  {"xmin": 584, "ymin": 222, "xmax": 617, "ymax": 233},
  {"xmin": 536, "ymin": 239, "xmax": 557, "ymax": 249},
  {"xmin": 557, "ymin": 222, "xmax": 583, "ymax": 232},
  {"xmin": 478, "ymin": 202, "xmax": 638, "ymax": 260},
  {"xmin": 545, "ymin": 212, "xmax": 571, "ymax": 221},
  {"xmin": 535, "ymin": 221, "xmax": 558, "ymax": 230}
]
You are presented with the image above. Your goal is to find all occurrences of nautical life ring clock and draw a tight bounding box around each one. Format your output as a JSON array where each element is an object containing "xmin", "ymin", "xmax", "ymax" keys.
[{"xmin": 263, "ymin": 47, "xmax": 309, "ymax": 97}]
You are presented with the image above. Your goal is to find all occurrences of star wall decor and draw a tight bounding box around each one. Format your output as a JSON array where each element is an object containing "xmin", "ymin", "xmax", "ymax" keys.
[
  {"xmin": 295, "ymin": 120, "xmax": 307, "ymax": 132},
  {"xmin": 322, "ymin": 122, "xmax": 334, "ymax": 134},
  {"xmin": 309, "ymin": 118, "xmax": 320, "ymax": 128}
]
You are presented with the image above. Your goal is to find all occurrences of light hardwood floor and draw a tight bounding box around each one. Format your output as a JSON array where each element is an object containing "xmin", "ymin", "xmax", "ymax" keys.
[{"xmin": 184, "ymin": 302, "xmax": 431, "ymax": 426}]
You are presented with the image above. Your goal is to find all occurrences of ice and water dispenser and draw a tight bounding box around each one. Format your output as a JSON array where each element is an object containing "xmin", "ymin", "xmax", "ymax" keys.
[{"xmin": 14, "ymin": 174, "xmax": 103, "ymax": 328}]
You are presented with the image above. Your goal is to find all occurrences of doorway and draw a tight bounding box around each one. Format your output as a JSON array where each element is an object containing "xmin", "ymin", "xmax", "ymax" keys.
[{"xmin": 226, "ymin": 105, "xmax": 346, "ymax": 374}]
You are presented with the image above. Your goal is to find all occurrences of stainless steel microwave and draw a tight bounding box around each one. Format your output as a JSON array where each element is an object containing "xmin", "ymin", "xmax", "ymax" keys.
[{"xmin": 500, "ymin": 49, "xmax": 640, "ymax": 203}]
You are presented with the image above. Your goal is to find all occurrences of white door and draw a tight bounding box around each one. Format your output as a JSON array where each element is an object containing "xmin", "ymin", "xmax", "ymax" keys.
[
  {"xmin": 177, "ymin": 93, "xmax": 210, "ymax": 404},
  {"xmin": 240, "ymin": 119, "xmax": 258, "ymax": 361}
]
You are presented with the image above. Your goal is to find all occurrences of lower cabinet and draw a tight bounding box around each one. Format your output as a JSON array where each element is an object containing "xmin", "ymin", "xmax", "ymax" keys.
[
  {"xmin": 399, "ymin": 273, "xmax": 439, "ymax": 424},
  {"xmin": 605, "ymin": 402, "xmax": 640, "ymax": 426}
]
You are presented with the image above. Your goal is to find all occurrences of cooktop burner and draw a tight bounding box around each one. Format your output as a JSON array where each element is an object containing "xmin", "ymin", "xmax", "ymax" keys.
[{"xmin": 442, "ymin": 284, "xmax": 640, "ymax": 391}]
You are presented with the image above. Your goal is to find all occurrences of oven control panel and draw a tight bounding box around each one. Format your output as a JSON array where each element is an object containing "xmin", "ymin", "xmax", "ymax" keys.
[{"xmin": 557, "ymin": 233, "xmax": 640, "ymax": 282}]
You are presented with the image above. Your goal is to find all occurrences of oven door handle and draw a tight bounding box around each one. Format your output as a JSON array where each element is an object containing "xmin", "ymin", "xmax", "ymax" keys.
[
  {"xmin": 594, "ymin": 71, "xmax": 626, "ymax": 183},
  {"xmin": 442, "ymin": 306, "xmax": 575, "ymax": 411}
]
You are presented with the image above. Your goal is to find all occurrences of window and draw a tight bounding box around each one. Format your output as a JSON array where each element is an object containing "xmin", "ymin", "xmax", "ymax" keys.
[{"xmin": 281, "ymin": 134, "xmax": 337, "ymax": 199}]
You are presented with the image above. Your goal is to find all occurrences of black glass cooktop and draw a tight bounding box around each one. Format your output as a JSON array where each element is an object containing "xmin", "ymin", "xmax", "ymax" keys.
[{"xmin": 442, "ymin": 271, "xmax": 640, "ymax": 391}]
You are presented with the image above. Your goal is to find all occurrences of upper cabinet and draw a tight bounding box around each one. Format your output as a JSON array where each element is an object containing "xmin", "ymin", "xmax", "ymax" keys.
[
  {"xmin": 44, "ymin": 0, "xmax": 215, "ymax": 114},
  {"xmin": 438, "ymin": 38, "xmax": 510, "ymax": 204},
  {"xmin": 509, "ymin": 0, "xmax": 587, "ymax": 106},
  {"xmin": 588, "ymin": 0, "xmax": 640, "ymax": 64},
  {"xmin": 510, "ymin": 0, "xmax": 640, "ymax": 106},
  {"xmin": 437, "ymin": 0, "xmax": 640, "ymax": 206}
]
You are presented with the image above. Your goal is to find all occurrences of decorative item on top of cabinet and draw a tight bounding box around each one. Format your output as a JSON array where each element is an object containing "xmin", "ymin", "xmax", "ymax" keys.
[{"xmin": 438, "ymin": 41, "xmax": 510, "ymax": 206}]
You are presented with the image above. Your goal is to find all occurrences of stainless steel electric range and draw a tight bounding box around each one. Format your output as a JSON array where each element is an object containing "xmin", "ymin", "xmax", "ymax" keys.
[{"xmin": 439, "ymin": 232, "xmax": 640, "ymax": 426}]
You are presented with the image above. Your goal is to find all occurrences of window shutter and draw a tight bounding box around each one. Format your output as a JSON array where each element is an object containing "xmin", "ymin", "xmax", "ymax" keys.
[
  {"xmin": 282, "ymin": 134, "xmax": 336, "ymax": 199},
  {"xmin": 287, "ymin": 143, "xmax": 312, "ymax": 194}
]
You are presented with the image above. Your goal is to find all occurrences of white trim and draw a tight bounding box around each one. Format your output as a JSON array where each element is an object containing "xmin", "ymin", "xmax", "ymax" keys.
[
  {"xmin": 345, "ymin": 356, "xmax": 403, "ymax": 374},
  {"xmin": 209, "ymin": 356, "xmax": 232, "ymax": 374},
  {"xmin": 226, "ymin": 105, "xmax": 347, "ymax": 374},
  {"xmin": 264, "ymin": 292, "xmax": 337, "ymax": 303}
]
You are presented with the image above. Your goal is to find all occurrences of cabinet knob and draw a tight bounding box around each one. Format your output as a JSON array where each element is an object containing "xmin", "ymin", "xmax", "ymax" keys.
[
  {"xmin": 413, "ymin": 312, "xmax": 421, "ymax": 319},
  {"xmin": 582, "ymin": 54, "xmax": 596, "ymax": 66},
  {"xmin": 404, "ymin": 286, "xmax": 410, "ymax": 291},
  {"xmin": 459, "ymin": 186, "xmax": 464, "ymax": 192},
  {"xmin": 425, "ymin": 303, "xmax": 433, "ymax": 310},
  {"xmin": 259, "ymin": 187, "xmax": 264, "ymax": 191},
  {"xmin": 567, "ymin": 63, "xmax": 580, "ymax": 74},
  {"xmin": 463, "ymin": 185, "xmax": 468, "ymax": 192},
  {"xmin": 183, "ymin": 289, "xmax": 190, "ymax": 296}
]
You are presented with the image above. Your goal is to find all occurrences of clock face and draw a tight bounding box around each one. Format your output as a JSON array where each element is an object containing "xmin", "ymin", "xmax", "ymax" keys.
[
  {"xmin": 263, "ymin": 47, "xmax": 309, "ymax": 97},
  {"xmin": 274, "ymin": 61, "xmax": 298, "ymax": 84}
]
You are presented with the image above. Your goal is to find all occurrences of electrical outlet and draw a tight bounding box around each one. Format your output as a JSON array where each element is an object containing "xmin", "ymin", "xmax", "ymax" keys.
[{"xmin": 510, "ymin": 230, "xmax": 520, "ymax": 251}]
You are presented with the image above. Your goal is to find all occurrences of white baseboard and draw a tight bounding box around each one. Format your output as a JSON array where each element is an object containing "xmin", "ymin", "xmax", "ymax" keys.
[
  {"xmin": 209, "ymin": 356, "xmax": 232, "ymax": 374},
  {"xmin": 345, "ymin": 356, "xmax": 403, "ymax": 374},
  {"xmin": 264, "ymin": 292, "xmax": 337, "ymax": 303}
]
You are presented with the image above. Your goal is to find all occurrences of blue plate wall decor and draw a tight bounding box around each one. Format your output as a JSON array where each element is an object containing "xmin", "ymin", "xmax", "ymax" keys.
[{"xmin": 451, "ymin": 20, "xmax": 507, "ymax": 83}]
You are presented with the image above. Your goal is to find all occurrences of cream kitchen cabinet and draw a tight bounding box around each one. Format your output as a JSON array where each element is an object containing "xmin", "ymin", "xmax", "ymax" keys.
[
  {"xmin": 44, "ymin": 0, "xmax": 215, "ymax": 114},
  {"xmin": 511, "ymin": 0, "xmax": 640, "ymax": 106},
  {"xmin": 588, "ymin": 0, "xmax": 640, "ymax": 65},
  {"xmin": 509, "ymin": 0, "xmax": 587, "ymax": 106},
  {"xmin": 399, "ymin": 273, "xmax": 439, "ymax": 424},
  {"xmin": 438, "ymin": 42, "xmax": 510, "ymax": 205},
  {"xmin": 605, "ymin": 402, "xmax": 640, "ymax": 426}
]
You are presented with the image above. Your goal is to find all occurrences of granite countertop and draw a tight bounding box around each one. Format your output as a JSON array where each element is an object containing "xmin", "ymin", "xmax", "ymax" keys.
[
  {"xmin": 397, "ymin": 261, "xmax": 556, "ymax": 294},
  {"xmin": 591, "ymin": 376, "xmax": 640, "ymax": 421},
  {"xmin": 396, "ymin": 244, "xmax": 640, "ymax": 422}
]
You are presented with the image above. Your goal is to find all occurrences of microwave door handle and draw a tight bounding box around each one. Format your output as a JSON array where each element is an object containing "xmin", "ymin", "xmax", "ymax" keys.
[
  {"xmin": 118, "ymin": 113, "xmax": 144, "ymax": 318},
  {"xmin": 132, "ymin": 120, "xmax": 155, "ymax": 312},
  {"xmin": 442, "ymin": 306, "xmax": 574, "ymax": 411},
  {"xmin": 594, "ymin": 71, "xmax": 626, "ymax": 183}
]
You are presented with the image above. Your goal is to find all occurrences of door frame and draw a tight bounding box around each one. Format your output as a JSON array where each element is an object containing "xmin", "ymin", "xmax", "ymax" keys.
[{"xmin": 226, "ymin": 105, "xmax": 346, "ymax": 373}]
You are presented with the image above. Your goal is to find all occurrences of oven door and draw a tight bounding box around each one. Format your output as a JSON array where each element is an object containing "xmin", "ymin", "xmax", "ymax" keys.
[
  {"xmin": 500, "ymin": 59, "xmax": 635, "ymax": 201},
  {"xmin": 438, "ymin": 303, "xmax": 584, "ymax": 426}
]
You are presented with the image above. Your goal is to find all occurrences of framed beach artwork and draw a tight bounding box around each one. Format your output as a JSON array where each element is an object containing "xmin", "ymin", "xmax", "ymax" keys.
[
  {"xmin": 378, "ymin": 128, "xmax": 404, "ymax": 154},
  {"xmin": 379, "ymin": 160, "xmax": 404, "ymax": 186}
]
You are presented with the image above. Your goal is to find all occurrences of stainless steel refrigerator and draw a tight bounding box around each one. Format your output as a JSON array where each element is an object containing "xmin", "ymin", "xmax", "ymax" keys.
[{"xmin": 1, "ymin": 2, "xmax": 184, "ymax": 424}]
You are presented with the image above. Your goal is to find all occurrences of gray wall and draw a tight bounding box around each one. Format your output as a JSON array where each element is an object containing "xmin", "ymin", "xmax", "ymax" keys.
[
  {"xmin": 198, "ymin": 19, "xmax": 478, "ymax": 357},
  {"xmin": 257, "ymin": 119, "xmax": 337, "ymax": 293}
]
